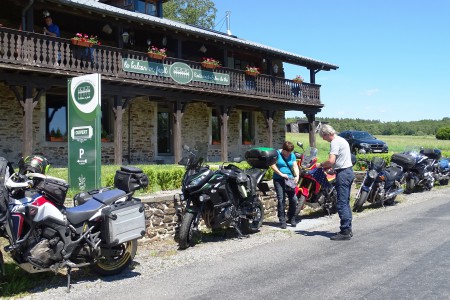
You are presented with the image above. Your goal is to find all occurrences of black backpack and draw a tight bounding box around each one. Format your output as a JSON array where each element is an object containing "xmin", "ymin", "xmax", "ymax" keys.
[{"xmin": 0, "ymin": 157, "xmax": 14, "ymax": 225}]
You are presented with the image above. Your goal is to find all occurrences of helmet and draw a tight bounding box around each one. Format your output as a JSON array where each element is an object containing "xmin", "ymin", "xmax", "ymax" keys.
[{"xmin": 19, "ymin": 155, "xmax": 50, "ymax": 175}]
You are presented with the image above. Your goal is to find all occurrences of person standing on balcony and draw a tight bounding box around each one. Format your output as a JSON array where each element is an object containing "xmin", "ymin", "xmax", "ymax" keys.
[
  {"xmin": 270, "ymin": 141, "xmax": 299, "ymax": 229},
  {"xmin": 317, "ymin": 124, "xmax": 355, "ymax": 241},
  {"xmin": 43, "ymin": 11, "xmax": 60, "ymax": 37}
]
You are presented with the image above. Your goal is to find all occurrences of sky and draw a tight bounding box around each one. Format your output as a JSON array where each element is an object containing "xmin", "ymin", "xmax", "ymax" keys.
[{"xmin": 212, "ymin": 0, "xmax": 450, "ymax": 122}]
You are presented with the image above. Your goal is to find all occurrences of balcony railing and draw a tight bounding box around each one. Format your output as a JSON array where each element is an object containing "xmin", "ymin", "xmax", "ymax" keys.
[{"xmin": 0, "ymin": 28, "xmax": 321, "ymax": 106}]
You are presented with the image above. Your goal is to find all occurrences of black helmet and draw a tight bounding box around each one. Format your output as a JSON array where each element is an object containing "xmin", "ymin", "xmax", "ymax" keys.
[{"xmin": 19, "ymin": 155, "xmax": 50, "ymax": 175}]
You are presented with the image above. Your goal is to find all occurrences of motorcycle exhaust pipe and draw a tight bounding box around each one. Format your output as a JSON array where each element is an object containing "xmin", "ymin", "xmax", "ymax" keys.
[{"xmin": 386, "ymin": 188, "xmax": 404, "ymax": 199}]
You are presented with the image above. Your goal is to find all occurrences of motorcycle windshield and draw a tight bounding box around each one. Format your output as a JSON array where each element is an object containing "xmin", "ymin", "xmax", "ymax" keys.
[{"xmin": 301, "ymin": 147, "xmax": 318, "ymax": 169}]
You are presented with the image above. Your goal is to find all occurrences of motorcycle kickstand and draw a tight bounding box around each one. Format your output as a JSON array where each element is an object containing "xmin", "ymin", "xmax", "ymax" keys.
[
  {"xmin": 233, "ymin": 224, "xmax": 249, "ymax": 239},
  {"xmin": 66, "ymin": 265, "xmax": 72, "ymax": 293}
]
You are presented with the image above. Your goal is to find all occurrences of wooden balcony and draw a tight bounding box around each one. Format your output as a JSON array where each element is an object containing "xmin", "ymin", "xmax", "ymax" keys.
[{"xmin": 0, "ymin": 27, "xmax": 321, "ymax": 107}]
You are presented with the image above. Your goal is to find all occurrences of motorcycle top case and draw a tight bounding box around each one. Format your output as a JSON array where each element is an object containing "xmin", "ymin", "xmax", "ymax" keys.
[
  {"xmin": 391, "ymin": 153, "xmax": 416, "ymax": 170},
  {"xmin": 245, "ymin": 147, "xmax": 278, "ymax": 168},
  {"xmin": 420, "ymin": 148, "xmax": 442, "ymax": 160},
  {"xmin": 114, "ymin": 166, "xmax": 149, "ymax": 193},
  {"xmin": 102, "ymin": 200, "xmax": 146, "ymax": 246},
  {"xmin": 35, "ymin": 177, "xmax": 70, "ymax": 206}
]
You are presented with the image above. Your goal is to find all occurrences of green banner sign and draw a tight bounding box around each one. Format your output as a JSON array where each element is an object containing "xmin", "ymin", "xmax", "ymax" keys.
[
  {"xmin": 122, "ymin": 58, "xmax": 230, "ymax": 86},
  {"xmin": 67, "ymin": 73, "xmax": 101, "ymax": 191}
]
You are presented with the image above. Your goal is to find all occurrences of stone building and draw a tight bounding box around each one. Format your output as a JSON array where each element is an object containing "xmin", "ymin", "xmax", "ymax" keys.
[{"xmin": 0, "ymin": 0, "xmax": 338, "ymax": 166}]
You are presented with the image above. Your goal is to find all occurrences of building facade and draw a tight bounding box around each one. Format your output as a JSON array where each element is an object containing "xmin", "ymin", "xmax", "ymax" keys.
[{"xmin": 0, "ymin": 0, "xmax": 338, "ymax": 166}]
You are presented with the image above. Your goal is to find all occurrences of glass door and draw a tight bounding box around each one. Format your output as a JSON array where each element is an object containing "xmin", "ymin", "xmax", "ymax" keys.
[{"xmin": 157, "ymin": 108, "xmax": 172, "ymax": 155}]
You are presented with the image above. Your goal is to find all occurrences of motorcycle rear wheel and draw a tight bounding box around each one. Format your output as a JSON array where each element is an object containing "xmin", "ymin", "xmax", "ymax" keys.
[
  {"xmin": 241, "ymin": 200, "xmax": 264, "ymax": 234},
  {"xmin": 178, "ymin": 211, "xmax": 198, "ymax": 249},
  {"xmin": 405, "ymin": 178, "xmax": 415, "ymax": 194},
  {"xmin": 91, "ymin": 240, "xmax": 137, "ymax": 276},
  {"xmin": 353, "ymin": 190, "xmax": 368, "ymax": 212}
]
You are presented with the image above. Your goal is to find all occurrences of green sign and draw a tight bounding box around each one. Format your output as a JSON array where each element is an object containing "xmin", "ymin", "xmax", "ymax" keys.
[
  {"xmin": 67, "ymin": 73, "xmax": 101, "ymax": 191},
  {"xmin": 122, "ymin": 58, "xmax": 230, "ymax": 86}
]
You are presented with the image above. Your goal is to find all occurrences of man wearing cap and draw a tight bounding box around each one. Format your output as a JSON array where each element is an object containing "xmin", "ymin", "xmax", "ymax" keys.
[{"xmin": 43, "ymin": 12, "xmax": 60, "ymax": 37}]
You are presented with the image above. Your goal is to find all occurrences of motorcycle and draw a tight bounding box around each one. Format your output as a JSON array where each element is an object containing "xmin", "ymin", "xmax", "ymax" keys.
[
  {"xmin": 433, "ymin": 156, "xmax": 450, "ymax": 186},
  {"xmin": 392, "ymin": 147, "xmax": 439, "ymax": 194},
  {"xmin": 176, "ymin": 145, "xmax": 275, "ymax": 249},
  {"xmin": 0, "ymin": 157, "xmax": 148, "ymax": 290},
  {"xmin": 294, "ymin": 142, "xmax": 338, "ymax": 216},
  {"xmin": 353, "ymin": 152, "xmax": 404, "ymax": 212}
]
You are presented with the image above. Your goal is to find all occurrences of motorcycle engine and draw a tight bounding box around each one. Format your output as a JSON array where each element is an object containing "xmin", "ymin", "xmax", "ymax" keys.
[
  {"xmin": 27, "ymin": 239, "xmax": 54, "ymax": 267},
  {"xmin": 25, "ymin": 230, "xmax": 63, "ymax": 268}
]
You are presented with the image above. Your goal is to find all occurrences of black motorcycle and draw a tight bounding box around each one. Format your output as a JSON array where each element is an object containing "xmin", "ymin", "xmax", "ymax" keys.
[
  {"xmin": 176, "ymin": 145, "xmax": 276, "ymax": 249},
  {"xmin": 353, "ymin": 154, "xmax": 404, "ymax": 212},
  {"xmin": 392, "ymin": 147, "xmax": 439, "ymax": 193}
]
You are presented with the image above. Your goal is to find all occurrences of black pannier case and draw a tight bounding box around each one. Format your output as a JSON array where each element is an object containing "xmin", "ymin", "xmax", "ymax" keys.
[
  {"xmin": 102, "ymin": 200, "xmax": 146, "ymax": 246},
  {"xmin": 245, "ymin": 147, "xmax": 278, "ymax": 168},
  {"xmin": 391, "ymin": 153, "xmax": 416, "ymax": 170},
  {"xmin": 114, "ymin": 166, "xmax": 148, "ymax": 193},
  {"xmin": 35, "ymin": 178, "xmax": 70, "ymax": 206},
  {"xmin": 420, "ymin": 148, "xmax": 442, "ymax": 160}
]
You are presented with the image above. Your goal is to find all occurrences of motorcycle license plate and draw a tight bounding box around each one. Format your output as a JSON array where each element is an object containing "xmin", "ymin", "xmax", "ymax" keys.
[{"xmin": 373, "ymin": 150, "xmax": 382, "ymax": 153}]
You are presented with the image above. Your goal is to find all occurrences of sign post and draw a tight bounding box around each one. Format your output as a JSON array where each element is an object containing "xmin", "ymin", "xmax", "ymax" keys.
[{"xmin": 68, "ymin": 73, "xmax": 101, "ymax": 191}]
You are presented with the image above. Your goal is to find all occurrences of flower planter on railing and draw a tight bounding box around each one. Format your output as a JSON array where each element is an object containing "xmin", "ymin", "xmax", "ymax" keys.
[
  {"xmin": 245, "ymin": 70, "xmax": 259, "ymax": 77},
  {"xmin": 71, "ymin": 38, "xmax": 94, "ymax": 47},
  {"xmin": 201, "ymin": 62, "xmax": 218, "ymax": 69},
  {"xmin": 293, "ymin": 79, "xmax": 303, "ymax": 84},
  {"xmin": 147, "ymin": 52, "xmax": 166, "ymax": 60}
]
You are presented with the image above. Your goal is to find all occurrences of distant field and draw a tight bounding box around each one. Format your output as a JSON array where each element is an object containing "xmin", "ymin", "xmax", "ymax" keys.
[{"xmin": 286, "ymin": 133, "xmax": 450, "ymax": 162}]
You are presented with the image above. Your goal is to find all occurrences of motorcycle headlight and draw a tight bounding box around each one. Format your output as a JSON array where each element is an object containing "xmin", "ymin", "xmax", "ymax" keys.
[
  {"xmin": 187, "ymin": 170, "xmax": 210, "ymax": 188},
  {"xmin": 368, "ymin": 169, "xmax": 378, "ymax": 179}
]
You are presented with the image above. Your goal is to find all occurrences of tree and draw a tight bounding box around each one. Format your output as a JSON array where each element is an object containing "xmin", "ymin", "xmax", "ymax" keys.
[{"xmin": 163, "ymin": 0, "xmax": 217, "ymax": 29}]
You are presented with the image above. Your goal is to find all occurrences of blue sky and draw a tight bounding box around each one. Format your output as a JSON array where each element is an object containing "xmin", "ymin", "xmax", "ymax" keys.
[{"xmin": 213, "ymin": 0, "xmax": 450, "ymax": 122}]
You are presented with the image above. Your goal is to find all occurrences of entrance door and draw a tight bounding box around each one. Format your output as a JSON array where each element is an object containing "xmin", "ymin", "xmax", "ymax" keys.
[{"xmin": 157, "ymin": 108, "xmax": 172, "ymax": 155}]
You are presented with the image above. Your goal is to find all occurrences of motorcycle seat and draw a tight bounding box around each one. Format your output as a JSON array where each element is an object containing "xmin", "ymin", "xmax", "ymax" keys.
[{"xmin": 66, "ymin": 190, "xmax": 127, "ymax": 225}]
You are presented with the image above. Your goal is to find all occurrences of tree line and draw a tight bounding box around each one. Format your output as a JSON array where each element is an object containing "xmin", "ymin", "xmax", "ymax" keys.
[{"xmin": 286, "ymin": 117, "xmax": 450, "ymax": 137}]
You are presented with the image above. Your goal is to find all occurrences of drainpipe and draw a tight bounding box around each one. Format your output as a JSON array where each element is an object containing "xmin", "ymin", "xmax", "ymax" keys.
[{"xmin": 22, "ymin": 0, "xmax": 34, "ymax": 31}]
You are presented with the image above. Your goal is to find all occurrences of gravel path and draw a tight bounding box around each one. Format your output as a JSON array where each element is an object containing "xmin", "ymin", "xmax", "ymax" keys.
[{"xmin": 18, "ymin": 186, "xmax": 450, "ymax": 299}]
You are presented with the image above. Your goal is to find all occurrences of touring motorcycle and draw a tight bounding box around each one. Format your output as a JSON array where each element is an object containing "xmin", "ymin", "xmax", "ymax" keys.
[
  {"xmin": 176, "ymin": 145, "xmax": 276, "ymax": 249},
  {"xmin": 434, "ymin": 157, "xmax": 450, "ymax": 186},
  {"xmin": 353, "ymin": 153, "xmax": 404, "ymax": 212},
  {"xmin": 0, "ymin": 156, "xmax": 148, "ymax": 290},
  {"xmin": 392, "ymin": 147, "xmax": 439, "ymax": 193},
  {"xmin": 294, "ymin": 143, "xmax": 337, "ymax": 216}
]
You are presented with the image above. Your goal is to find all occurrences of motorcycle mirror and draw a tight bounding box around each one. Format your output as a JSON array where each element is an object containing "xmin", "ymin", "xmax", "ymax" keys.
[
  {"xmin": 296, "ymin": 142, "xmax": 304, "ymax": 149},
  {"xmin": 183, "ymin": 145, "xmax": 190, "ymax": 151}
]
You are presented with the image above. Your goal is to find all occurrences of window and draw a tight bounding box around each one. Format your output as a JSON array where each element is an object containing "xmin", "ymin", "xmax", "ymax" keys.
[
  {"xmin": 136, "ymin": 0, "xmax": 156, "ymax": 15},
  {"xmin": 45, "ymin": 95, "xmax": 112, "ymax": 142},
  {"xmin": 242, "ymin": 111, "xmax": 254, "ymax": 144},
  {"xmin": 46, "ymin": 95, "xmax": 66, "ymax": 141},
  {"xmin": 211, "ymin": 109, "xmax": 220, "ymax": 144},
  {"xmin": 157, "ymin": 105, "xmax": 172, "ymax": 154}
]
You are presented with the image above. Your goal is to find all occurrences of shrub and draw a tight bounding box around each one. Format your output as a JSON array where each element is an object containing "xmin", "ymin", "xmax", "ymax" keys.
[{"xmin": 436, "ymin": 127, "xmax": 450, "ymax": 140}]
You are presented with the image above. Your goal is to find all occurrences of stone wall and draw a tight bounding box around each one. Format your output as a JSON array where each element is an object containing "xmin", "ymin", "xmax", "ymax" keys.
[{"xmin": 141, "ymin": 182, "xmax": 279, "ymax": 243}]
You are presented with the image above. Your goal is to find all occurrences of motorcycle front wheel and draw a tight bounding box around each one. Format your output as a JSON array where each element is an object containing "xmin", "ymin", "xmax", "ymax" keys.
[
  {"xmin": 295, "ymin": 194, "xmax": 307, "ymax": 216},
  {"xmin": 241, "ymin": 200, "xmax": 264, "ymax": 234},
  {"xmin": 353, "ymin": 190, "xmax": 369, "ymax": 212},
  {"xmin": 178, "ymin": 211, "xmax": 199, "ymax": 249},
  {"xmin": 91, "ymin": 239, "xmax": 137, "ymax": 276}
]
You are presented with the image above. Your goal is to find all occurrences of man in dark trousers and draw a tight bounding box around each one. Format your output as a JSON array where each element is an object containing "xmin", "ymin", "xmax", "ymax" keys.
[{"xmin": 317, "ymin": 124, "xmax": 355, "ymax": 240}]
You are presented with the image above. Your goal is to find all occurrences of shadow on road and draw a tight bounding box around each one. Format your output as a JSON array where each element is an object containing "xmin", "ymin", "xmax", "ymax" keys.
[{"xmin": 294, "ymin": 230, "xmax": 335, "ymax": 238}]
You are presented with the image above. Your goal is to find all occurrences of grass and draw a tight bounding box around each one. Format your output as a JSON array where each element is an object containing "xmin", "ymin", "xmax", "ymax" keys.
[{"xmin": 286, "ymin": 132, "xmax": 450, "ymax": 162}]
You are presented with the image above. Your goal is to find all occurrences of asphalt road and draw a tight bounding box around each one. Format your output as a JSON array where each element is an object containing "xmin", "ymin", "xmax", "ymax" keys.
[{"xmin": 22, "ymin": 187, "xmax": 450, "ymax": 300}]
